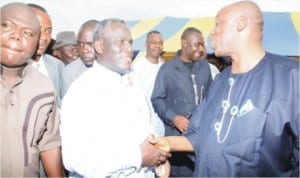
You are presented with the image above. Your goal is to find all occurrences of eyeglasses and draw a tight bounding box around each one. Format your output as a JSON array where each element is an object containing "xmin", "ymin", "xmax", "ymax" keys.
[{"xmin": 78, "ymin": 41, "xmax": 94, "ymax": 48}]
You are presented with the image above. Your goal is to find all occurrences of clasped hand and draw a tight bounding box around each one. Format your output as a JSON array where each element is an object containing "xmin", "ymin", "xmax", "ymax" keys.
[
  {"xmin": 141, "ymin": 135, "xmax": 171, "ymax": 167},
  {"xmin": 148, "ymin": 135, "xmax": 171, "ymax": 178},
  {"xmin": 140, "ymin": 135, "xmax": 171, "ymax": 177},
  {"xmin": 148, "ymin": 135, "xmax": 170, "ymax": 152}
]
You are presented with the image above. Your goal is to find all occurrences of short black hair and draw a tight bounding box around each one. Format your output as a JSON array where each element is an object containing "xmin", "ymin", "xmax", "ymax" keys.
[
  {"xmin": 181, "ymin": 27, "xmax": 202, "ymax": 40},
  {"xmin": 146, "ymin": 30, "xmax": 161, "ymax": 40}
]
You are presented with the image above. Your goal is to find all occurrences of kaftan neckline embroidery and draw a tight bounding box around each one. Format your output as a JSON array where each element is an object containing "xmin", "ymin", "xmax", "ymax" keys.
[
  {"xmin": 191, "ymin": 74, "xmax": 204, "ymax": 106},
  {"xmin": 214, "ymin": 77, "xmax": 239, "ymax": 143}
]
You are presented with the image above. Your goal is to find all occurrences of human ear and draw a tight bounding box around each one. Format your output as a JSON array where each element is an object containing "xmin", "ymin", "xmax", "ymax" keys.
[
  {"xmin": 237, "ymin": 16, "xmax": 248, "ymax": 31},
  {"xmin": 94, "ymin": 40, "xmax": 104, "ymax": 54},
  {"xmin": 182, "ymin": 39, "xmax": 187, "ymax": 48}
]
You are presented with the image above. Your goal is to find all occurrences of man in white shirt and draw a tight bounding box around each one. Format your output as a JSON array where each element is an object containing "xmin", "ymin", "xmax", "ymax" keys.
[
  {"xmin": 132, "ymin": 30, "xmax": 165, "ymax": 136},
  {"xmin": 60, "ymin": 19, "xmax": 170, "ymax": 178}
]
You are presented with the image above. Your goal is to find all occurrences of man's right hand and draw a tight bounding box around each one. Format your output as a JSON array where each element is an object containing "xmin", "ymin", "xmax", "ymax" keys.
[
  {"xmin": 140, "ymin": 137, "xmax": 171, "ymax": 167},
  {"xmin": 173, "ymin": 115, "xmax": 189, "ymax": 133},
  {"xmin": 148, "ymin": 135, "xmax": 170, "ymax": 152}
]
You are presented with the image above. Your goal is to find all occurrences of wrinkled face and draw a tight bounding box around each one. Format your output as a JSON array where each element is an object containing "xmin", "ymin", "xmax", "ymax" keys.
[
  {"xmin": 183, "ymin": 32, "xmax": 205, "ymax": 62},
  {"xmin": 1, "ymin": 4, "xmax": 40, "ymax": 67},
  {"xmin": 102, "ymin": 22, "xmax": 133, "ymax": 74},
  {"xmin": 56, "ymin": 45, "xmax": 78, "ymax": 64},
  {"xmin": 210, "ymin": 8, "xmax": 235, "ymax": 57},
  {"xmin": 146, "ymin": 33, "xmax": 163, "ymax": 59},
  {"xmin": 78, "ymin": 27, "xmax": 96, "ymax": 67},
  {"xmin": 31, "ymin": 7, "xmax": 52, "ymax": 56}
]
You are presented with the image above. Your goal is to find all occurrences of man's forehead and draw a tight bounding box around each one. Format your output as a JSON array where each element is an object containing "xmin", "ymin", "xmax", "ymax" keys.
[{"xmin": 2, "ymin": 4, "xmax": 40, "ymax": 29}]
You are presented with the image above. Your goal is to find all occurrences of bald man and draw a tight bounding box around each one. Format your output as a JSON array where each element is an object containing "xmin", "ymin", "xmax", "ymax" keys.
[
  {"xmin": 1, "ymin": 2, "xmax": 63, "ymax": 177},
  {"xmin": 152, "ymin": 1, "xmax": 299, "ymax": 176}
]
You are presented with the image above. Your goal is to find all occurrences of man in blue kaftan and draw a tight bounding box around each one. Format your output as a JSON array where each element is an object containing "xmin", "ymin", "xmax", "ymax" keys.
[
  {"xmin": 186, "ymin": 52, "xmax": 299, "ymax": 176},
  {"xmin": 150, "ymin": 1, "xmax": 299, "ymax": 177}
]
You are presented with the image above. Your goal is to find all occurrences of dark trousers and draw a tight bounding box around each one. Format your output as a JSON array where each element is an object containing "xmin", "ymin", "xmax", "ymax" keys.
[{"xmin": 169, "ymin": 152, "xmax": 195, "ymax": 177}]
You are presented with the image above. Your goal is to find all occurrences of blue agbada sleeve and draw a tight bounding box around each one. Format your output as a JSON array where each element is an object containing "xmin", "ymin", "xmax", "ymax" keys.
[
  {"xmin": 260, "ymin": 64, "xmax": 299, "ymax": 176},
  {"xmin": 151, "ymin": 66, "xmax": 177, "ymax": 126}
]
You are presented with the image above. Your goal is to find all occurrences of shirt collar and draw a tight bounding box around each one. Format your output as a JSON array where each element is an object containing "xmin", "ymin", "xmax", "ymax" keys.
[{"xmin": 94, "ymin": 62, "xmax": 133, "ymax": 87}]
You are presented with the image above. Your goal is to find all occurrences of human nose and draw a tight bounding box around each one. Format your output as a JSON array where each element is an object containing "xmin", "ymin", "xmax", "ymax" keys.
[
  {"xmin": 122, "ymin": 41, "xmax": 133, "ymax": 53},
  {"xmin": 82, "ymin": 44, "xmax": 90, "ymax": 53},
  {"xmin": 198, "ymin": 44, "xmax": 205, "ymax": 51},
  {"xmin": 40, "ymin": 31, "xmax": 47, "ymax": 41},
  {"xmin": 9, "ymin": 28, "xmax": 22, "ymax": 41},
  {"xmin": 210, "ymin": 27, "xmax": 216, "ymax": 38},
  {"xmin": 155, "ymin": 42, "xmax": 163, "ymax": 48}
]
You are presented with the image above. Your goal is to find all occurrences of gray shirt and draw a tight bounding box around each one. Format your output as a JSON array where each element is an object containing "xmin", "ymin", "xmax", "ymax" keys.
[{"xmin": 61, "ymin": 58, "xmax": 89, "ymax": 98}]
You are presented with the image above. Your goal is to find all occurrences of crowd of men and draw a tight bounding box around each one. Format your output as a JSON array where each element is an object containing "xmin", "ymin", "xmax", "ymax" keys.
[{"xmin": 1, "ymin": 1, "xmax": 299, "ymax": 177}]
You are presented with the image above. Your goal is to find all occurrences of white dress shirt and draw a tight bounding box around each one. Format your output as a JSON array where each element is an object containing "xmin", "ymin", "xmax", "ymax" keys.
[
  {"xmin": 132, "ymin": 57, "xmax": 165, "ymax": 136},
  {"xmin": 209, "ymin": 63, "xmax": 220, "ymax": 79},
  {"xmin": 60, "ymin": 62, "xmax": 155, "ymax": 177}
]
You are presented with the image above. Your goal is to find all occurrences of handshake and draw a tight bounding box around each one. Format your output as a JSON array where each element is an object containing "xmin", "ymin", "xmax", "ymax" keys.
[
  {"xmin": 141, "ymin": 135, "xmax": 171, "ymax": 177},
  {"xmin": 141, "ymin": 134, "xmax": 194, "ymax": 177}
]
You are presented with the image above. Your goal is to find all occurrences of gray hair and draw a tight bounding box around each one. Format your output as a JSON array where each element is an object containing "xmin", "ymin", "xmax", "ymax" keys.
[{"xmin": 93, "ymin": 18, "xmax": 126, "ymax": 42}]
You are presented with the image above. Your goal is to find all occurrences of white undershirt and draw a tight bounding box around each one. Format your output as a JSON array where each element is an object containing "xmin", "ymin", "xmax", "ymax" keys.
[{"xmin": 31, "ymin": 55, "xmax": 49, "ymax": 78}]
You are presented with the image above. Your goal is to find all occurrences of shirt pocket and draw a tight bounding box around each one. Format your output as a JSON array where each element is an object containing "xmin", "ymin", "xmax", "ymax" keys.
[{"xmin": 222, "ymin": 106, "xmax": 266, "ymax": 166}]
